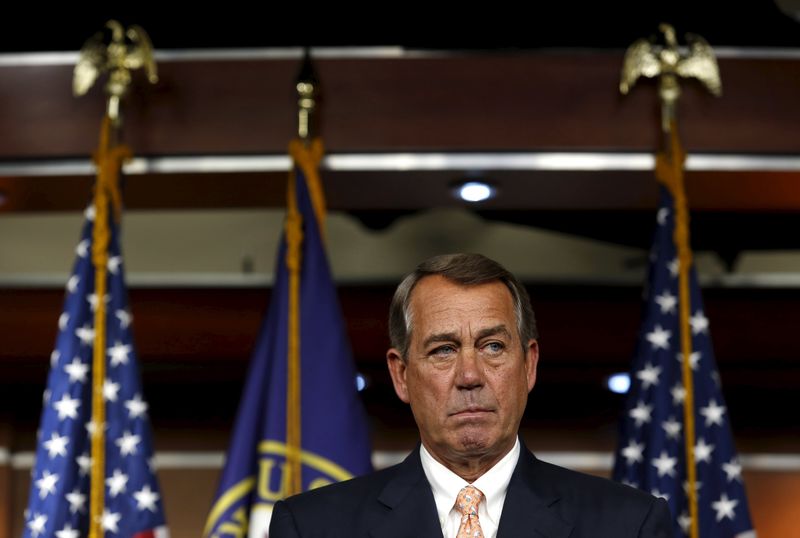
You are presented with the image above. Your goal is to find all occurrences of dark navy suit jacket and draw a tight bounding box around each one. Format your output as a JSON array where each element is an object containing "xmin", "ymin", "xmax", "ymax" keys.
[{"xmin": 269, "ymin": 441, "xmax": 673, "ymax": 537}]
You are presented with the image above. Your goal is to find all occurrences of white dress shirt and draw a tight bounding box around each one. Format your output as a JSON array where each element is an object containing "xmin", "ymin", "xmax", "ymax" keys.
[{"xmin": 420, "ymin": 438, "xmax": 520, "ymax": 538}]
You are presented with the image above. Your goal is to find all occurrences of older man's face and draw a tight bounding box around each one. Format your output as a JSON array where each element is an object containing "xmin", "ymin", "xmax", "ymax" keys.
[{"xmin": 387, "ymin": 275, "xmax": 538, "ymax": 473}]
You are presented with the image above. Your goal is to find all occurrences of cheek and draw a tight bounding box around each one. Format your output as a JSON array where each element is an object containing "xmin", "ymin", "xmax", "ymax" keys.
[
  {"xmin": 407, "ymin": 368, "xmax": 449, "ymax": 408},
  {"xmin": 405, "ymin": 368, "xmax": 428, "ymax": 400},
  {"xmin": 490, "ymin": 368, "xmax": 530, "ymax": 408}
]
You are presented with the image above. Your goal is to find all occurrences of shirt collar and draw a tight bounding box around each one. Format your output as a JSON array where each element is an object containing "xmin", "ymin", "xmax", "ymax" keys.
[{"xmin": 419, "ymin": 437, "xmax": 520, "ymax": 529}]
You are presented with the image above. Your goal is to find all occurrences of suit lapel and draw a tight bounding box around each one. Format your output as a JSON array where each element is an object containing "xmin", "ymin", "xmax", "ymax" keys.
[
  {"xmin": 369, "ymin": 448, "xmax": 443, "ymax": 538},
  {"xmin": 496, "ymin": 443, "xmax": 574, "ymax": 538},
  {"xmin": 368, "ymin": 441, "xmax": 574, "ymax": 538}
]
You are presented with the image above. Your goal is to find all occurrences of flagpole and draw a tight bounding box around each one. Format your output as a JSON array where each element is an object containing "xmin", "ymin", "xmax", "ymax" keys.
[
  {"xmin": 294, "ymin": 50, "xmax": 327, "ymax": 232},
  {"xmin": 657, "ymin": 118, "xmax": 700, "ymax": 538},
  {"xmin": 88, "ymin": 114, "xmax": 129, "ymax": 538},
  {"xmin": 284, "ymin": 166, "xmax": 303, "ymax": 498},
  {"xmin": 284, "ymin": 49, "xmax": 321, "ymax": 497},
  {"xmin": 73, "ymin": 20, "xmax": 157, "ymax": 537},
  {"xmin": 621, "ymin": 23, "xmax": 721, "ymax": 538}
]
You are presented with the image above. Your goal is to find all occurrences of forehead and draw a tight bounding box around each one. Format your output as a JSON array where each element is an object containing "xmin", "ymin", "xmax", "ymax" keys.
[{"xmin": 408, "ymin": 275, "xmax": 516, "ymax": 336}]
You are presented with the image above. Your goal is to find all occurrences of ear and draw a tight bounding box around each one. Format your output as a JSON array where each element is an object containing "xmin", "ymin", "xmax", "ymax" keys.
[
  {"xmin": 525, "ymin": 339, "xmax": 539, "ymax": 393},
  {"xmin": 386, "ymin": 348, "xmax": 410, "ymax": 404}
]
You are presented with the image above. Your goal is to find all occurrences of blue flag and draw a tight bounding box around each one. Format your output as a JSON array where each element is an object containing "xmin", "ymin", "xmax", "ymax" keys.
[
  {"xmin": 24, "ymin": 204, "xmax": 168, "ymax": 538},
  {"xmin": 613, "ymin": 185, "xmax": 755, "ymax": 537},
  {"xmin": 204, "ymin": 144, "xmax": 372, "ymax": 538}
]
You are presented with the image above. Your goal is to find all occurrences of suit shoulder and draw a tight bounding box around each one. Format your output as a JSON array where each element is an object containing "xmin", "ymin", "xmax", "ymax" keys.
[
  {"xmin": 529, "ymin": 459, "xmax": 672, "ymax": 535},
  {"xmin": 270, "ymin": 465, "xmax": 406, "ymax": 536},
  {"xmin": 280, "ymin": 463, "xmax": 399, "ymax": 512},
  {"xmin": 534, "ymin": 458, "xmax": 658, "ymax": 506}
]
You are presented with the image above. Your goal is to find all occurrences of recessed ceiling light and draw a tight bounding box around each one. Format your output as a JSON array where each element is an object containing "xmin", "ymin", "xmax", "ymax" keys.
[
  {"xmin": 455, "ymin": 181, "xmax": 496, "ymax": 202},
  {"xmin": 606, "ymin": 373, "xmax": 631, "ymax": 394},
  {"xmin": 355, "ymin": 373, "xmax": 368, "ymax": 392}
]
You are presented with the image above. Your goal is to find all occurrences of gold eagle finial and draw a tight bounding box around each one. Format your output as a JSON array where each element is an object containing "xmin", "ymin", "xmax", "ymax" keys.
[
  {"xmin": 620, "ymin": 23, "xmax": 721, "ymax": 131},
  {"xmin": 73, "ymin": 20, "xmax": 158, "ymax": 123}
]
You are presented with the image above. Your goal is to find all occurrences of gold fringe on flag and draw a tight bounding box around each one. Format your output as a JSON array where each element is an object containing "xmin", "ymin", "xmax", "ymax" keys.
[
  {"xmin": 283, "ymin": 138, "xmax": 325, "ymax": 497},
  {"xmin": 655, "ymin": 122, "xmax": 699, "ymax": 538},
  {"xmin": 88, "ymin": 116, "xmax": 130, "ymax": 538}
]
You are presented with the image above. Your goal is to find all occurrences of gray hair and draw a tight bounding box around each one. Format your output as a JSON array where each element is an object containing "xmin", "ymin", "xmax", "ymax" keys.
[{"xmin": 388, "ymin": 253, "xmax": 537, "ymax": 359}]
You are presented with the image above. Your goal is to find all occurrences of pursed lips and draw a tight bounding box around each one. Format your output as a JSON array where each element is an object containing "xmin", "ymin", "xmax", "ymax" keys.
[{"xmin": 448, "ymin": 406, "xmax": 494, "ymax": 417}]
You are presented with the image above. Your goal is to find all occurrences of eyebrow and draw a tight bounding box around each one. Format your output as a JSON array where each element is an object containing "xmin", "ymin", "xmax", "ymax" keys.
[
  {"xmin": 475, "ymin": 324, "xmax": 513, "ymax": 341},
  {"xmin": 421, "ymin": 325, "xmax": 513, "ymax": 349},
  {"xmin": 422, "ymin": 332, "xmax": 460, "ymax": 349}
]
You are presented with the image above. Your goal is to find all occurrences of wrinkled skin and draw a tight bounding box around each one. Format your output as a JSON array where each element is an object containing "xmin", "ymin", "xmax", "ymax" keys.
[{"xmin": 387, "ymin": 275, "xmax": 538, "ymax": 481}]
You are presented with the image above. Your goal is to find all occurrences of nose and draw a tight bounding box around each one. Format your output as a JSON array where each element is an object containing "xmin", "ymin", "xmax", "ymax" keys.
[{"xmin": 455, "ymin": 347, "xmax": 484, "ymax": 390}]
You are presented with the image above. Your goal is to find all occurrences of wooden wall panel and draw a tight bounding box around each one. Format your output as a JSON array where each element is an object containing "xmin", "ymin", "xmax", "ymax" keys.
[{"xmin": 2, "ymin": 54, "xmax": 799, "ymax": 159}]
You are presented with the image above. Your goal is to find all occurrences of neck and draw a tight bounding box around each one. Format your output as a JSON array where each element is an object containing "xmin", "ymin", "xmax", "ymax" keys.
[
  {"xmin": 450, "ymin": 458, "xmax": 499, "ymax": 482},
  {"xmin": 423, "ymin": 438, "xmax": 517, "ymax": 482}
]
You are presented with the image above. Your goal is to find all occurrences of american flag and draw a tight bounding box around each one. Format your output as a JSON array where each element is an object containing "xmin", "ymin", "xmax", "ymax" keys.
[
  {"xmin": 613, "ymin": 185, "xmax": 755, "ymax": 537},
  {"xmin": 23, "ymin": 203, "xmax": 168, "ymax": 538}
]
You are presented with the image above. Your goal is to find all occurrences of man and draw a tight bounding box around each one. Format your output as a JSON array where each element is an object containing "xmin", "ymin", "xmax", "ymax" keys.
[{"xmin": 270, "ymin": 253, "xmax": 673, "ymax": 537}]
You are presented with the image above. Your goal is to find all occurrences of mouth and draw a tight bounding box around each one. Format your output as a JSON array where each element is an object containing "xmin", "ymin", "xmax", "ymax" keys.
[{"xmin": 449, "ymin": 407, "xmax": 494, "ymax": 419}]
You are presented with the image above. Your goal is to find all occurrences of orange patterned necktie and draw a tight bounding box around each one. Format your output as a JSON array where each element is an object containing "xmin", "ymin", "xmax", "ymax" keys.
[{"xmin": 455, "ymin": 485, "xmax": 485, "ymax": 538}]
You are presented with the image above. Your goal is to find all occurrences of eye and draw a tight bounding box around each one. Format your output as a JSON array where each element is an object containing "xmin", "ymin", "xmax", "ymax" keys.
[
  {"xmin": 482, "ymin": 341, "xmax": 505, "ymax": 356},
  {"xmin": 429, "ymin": 344, "xmax": 456, "ymax": 359}
]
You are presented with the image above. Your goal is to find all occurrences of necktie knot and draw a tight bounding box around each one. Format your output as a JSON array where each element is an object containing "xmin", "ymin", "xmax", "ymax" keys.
[
  {"xmin": 455, "ymin": 485, "xmax": 485, "ymax": 537},
  {"xmin": 456, "ymin": 485, "xmax": 484, "ymax": 516}
]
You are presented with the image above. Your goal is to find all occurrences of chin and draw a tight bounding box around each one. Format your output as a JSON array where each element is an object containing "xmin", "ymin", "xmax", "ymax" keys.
[{"xmin": 455, "ymin": 431, "xmax": 495, "ymax": 454}]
